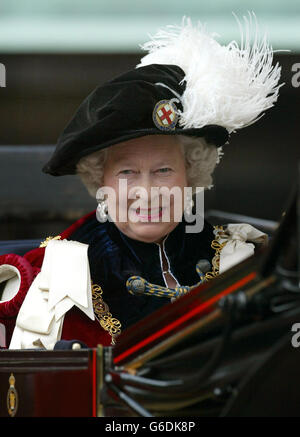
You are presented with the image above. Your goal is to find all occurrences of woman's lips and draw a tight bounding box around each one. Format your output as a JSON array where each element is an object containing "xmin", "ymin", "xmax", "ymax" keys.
[{"xmin": 136, "ymin": 207, "xmax": 163, "ymax": 219}]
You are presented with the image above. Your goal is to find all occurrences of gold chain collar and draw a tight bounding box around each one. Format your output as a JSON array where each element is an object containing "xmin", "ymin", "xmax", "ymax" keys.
[
  {"xmin": 203, "ymin": 225, "xmax": 228, "ymax": 281},
  {"xmin": 91, "ymin": 283, "xmax": 122, "ymax": 345}
]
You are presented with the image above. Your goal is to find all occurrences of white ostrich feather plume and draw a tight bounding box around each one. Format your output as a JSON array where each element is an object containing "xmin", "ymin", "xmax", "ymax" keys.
[{"xmin": 137, "ymin": 12, "xmax": 283, "ymax": 133}]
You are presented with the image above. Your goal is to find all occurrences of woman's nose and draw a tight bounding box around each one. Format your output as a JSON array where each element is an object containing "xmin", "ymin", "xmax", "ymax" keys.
[{"xmin": 133, "ymin": 174, "xmax": 160, "ymax": 206}]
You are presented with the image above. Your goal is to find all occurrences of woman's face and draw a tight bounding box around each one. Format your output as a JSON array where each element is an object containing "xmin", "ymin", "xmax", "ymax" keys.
[{"xmin": 102, "ymin": 135, "xmax": 188, "ymax": 243}]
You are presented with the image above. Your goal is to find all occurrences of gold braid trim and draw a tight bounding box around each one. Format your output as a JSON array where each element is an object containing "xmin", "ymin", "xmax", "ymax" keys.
[
  {"xmin": 91, "ymin": 282, "xmax": 121, "ymax": 345},
  {"xmin": 204, "ymin": 225, "xmax": 228, "ymax": 281}
]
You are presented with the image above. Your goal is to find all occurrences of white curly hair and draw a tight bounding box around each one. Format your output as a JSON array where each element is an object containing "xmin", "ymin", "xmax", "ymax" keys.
[{"xmin": 76, "ymin": 135, "xmax": 223, "ymax": 197}]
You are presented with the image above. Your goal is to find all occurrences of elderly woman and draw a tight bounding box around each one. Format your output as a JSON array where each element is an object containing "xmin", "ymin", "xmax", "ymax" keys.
[{"xmin": 0, "ymin": 16, "xmax": 281, "ymax": 349}]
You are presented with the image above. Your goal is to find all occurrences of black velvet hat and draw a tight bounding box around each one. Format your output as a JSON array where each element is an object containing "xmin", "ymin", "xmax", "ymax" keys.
[
  {"xmin": 43, "ymin": 15, "xmax": 281, "ymax": 177},
  {"xmin": 42, "ymin": 63, "xmax": 229, "ymax": 176}
]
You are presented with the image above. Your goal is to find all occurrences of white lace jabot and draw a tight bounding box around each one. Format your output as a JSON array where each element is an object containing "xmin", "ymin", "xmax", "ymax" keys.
[{"xmin": 9, "ymin": 239, "xmax": 95, "ymax": 350}]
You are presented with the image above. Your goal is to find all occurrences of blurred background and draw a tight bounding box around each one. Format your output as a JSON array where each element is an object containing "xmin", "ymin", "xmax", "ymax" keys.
[{"xmin": 0, "ymin": 0, "xmax": 299, "ymax": 240}]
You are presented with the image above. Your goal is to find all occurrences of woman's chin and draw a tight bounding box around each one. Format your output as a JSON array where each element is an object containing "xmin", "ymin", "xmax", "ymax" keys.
[{"xmin": 125, "ymin": 221, "xmax": 177, "ymax": 243}]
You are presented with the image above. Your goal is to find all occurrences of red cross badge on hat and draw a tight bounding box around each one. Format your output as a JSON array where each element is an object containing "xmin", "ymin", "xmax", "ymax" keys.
[{"xmin": 152, "ymin": 100, "xmax": 179, "ymax": 131}]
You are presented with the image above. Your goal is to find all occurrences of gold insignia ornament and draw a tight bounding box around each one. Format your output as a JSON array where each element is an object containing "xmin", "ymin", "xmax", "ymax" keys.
[
  {"xmin": 39, "ymin": 235, "xmax": 62, "ymax": 248},
  {"xmin": 152, "ymin": 100, "xmax": 179, "ymax": 131},
  {"xmin": 7, "ymin": 373, "xmax": 18, "ymax": 417}
]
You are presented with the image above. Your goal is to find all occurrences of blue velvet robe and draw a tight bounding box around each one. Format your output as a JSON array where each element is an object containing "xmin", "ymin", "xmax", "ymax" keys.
[{"xmin": 70, "ymin": 214, "xmax": 215, "ymax": 330}]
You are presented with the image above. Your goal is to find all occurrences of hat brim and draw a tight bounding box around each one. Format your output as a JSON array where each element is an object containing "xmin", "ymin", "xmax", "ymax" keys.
[{"xmin": 42, "ymin": 124, "xmax": 229, "ymax": 176}]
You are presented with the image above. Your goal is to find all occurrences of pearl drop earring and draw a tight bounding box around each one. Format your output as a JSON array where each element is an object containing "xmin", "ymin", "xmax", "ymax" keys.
[
  {"xmin": 96, "ymin": 188, "xmax": 108, "ymax": 222},
  {"xmin": 184, "ymin": 190, "xmax": 194, "ymax": 215}
]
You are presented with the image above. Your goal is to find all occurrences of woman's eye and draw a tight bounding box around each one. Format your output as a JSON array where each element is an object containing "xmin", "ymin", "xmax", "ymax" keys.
[
  {"xmin": 119, "ymin": 169, "xmax": 134, "ymax": 175},
  {"xmin": 157, "ymin": 168, "xmax": 172, "ymax": 173}
]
